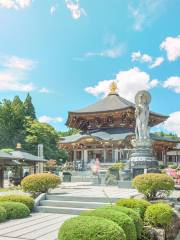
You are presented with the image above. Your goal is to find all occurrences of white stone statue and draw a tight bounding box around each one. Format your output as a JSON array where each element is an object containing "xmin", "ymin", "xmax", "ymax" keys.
[{"xmin": 135, "ymin": 90, "xmax": 151, "ymax": 140}]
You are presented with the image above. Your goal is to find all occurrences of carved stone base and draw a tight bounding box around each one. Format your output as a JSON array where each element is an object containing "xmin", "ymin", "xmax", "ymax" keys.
[{"xmin": 130, "ymin": 138, "xmax": 159, "ymax": 172}]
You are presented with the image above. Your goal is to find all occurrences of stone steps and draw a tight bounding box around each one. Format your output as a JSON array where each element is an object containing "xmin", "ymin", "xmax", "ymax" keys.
[
  {"xmin": 35, "ymin": 194, "xmax": 118, "ymax": 215},
  {"xmin": 40, "ymin": 200, "xmax": 106, "ymax": 209},
  {"xmin": 46, "ymin": 195, "xmax": 118, "ymax": 203}
]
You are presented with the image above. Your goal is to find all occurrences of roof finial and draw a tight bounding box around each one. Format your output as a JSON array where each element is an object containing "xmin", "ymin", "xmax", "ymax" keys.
[{"xmin": 109, "ymin": 81, "xmax": 118, "ymax": 94}]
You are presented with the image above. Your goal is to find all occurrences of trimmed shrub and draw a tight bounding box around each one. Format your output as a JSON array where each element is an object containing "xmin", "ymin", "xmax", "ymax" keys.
[
  {"xmin": 21, "ymin": 173, "xmax": 61, "ymax": 195},
  {"xmin": 0, "ymin": 195, "xmax": 34, "ymax": 211},
  {"xmin": 81, "ymin": 208, "xmax": 137, "ymax": 240},
  {"xmin": 132, "ymin": 173, "xmax": 175, "ymax": 200},
  {"xmin": 0, "ymin": 201, "xmax": 30, "ymax": 219},
  {"xmin": 116, "ymin": 198, "xmax": 151, "ymax": 218},
  {"xmin": 0, "ymin": 206, "xmax": 7, "ymax": 222},
  {"xmin": 58, "ymin": 216, "xmax": 126, "ymax": 240},
  {"xmin": 144, "ymin": 203, "xmax": 173, "ymax": 228},
  {"xmin": 102, "ymin": 205, "xmax": 143, "ymax": 238}
]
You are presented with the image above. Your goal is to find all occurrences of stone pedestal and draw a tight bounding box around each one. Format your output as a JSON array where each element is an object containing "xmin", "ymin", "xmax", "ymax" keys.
[{"xmin": 130, "ymin": 138, "xmax": 158, "ymax": 176}]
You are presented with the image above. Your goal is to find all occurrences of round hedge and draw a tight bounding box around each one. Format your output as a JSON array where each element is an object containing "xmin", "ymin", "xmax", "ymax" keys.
[
  {"xmin": 0, "ymin": 195, "xmax": 34, "ymax": 211},
  {"xmin": 144, "ymin": 203, "xmax": 173, "ymax": 228},
  {"xmin": 132, "ymin": 173, "xmax": 175, "ymax": 200},
  {"xmin": 58, "ymin": 216, "xmax": 126, "ymax": 240},
  {"xmin": 0, "ymin": 206, "xmax": 7, "ymax": 222},
  {"xmin": 21, "ymin": 173, "xmax": 61, "ymax": 195},
  {"xmin": 102, "ymin": 205, "xmax": 143, "ymax": 238},
  {"xmin": 0, "ymin": 201, "xmax": 30, "ymax": 219},
  {"xmin": 116, "ymin": 198, "xmax": 151, "ymax": 218},
  {"xmin": 81, "ymin": 208, "xmax": 137, "ymax": 240}
]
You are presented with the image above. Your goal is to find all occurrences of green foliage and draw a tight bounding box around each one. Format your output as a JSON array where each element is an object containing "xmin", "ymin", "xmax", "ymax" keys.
[
  {"xmin": 153, "ymin": 131, "xmax": 179, "ymax": 140},
  {"xmin": 132, "ymin": 173, "xmax": 175, "ymax": 200},
  {"xmin": 1, "ymin": 148, "xmax": 14, "ymax": 153},
  {"xmin": 81, "ymin": 208, "xmax": 137, "ymax": 240},
  {"xmin": 140, "ymin": 227, "xmax": 154, "ymax": 240},
  {"xmin": 21, "ymin": 173, "xmax": 61, "ymax": 195},
  {"xmin": 24, "ymin": 93, "xmax": 36, "ymax": 119},
  {"xmin": 0, "ymin": 195, "xmax": 34, "ymax": 211},
  {"xmin": 0, "ymin": 94, "xmax": 65, "ymax": 162},
  {"xmin": 0, "ymin": 201, "xmax": 30, "ymax": 219},
  {"xmin": 102, "ymin": 205, "xmax": 143, "ymax": 238},
  {"xmin": 59, "ymin": 128, "xmax": 79, "ymax": 137},
  {"xmin": 24, "ymin": 117, "xmax": 67, "ymax": 162},
  {"xmin": 144, "ymin": 203, "xmax": 173, "ymax": 228},
  {"xmin": 116, "ymin": 198, "xmax": 151, "ymax": 218},
  {"xmin": 58, "ymin": 216, "xmax": 126, "ymax": 240},
  {"xmin": 0, "ymin": 206, "xmax": 7, "ymax": 222},
  {"xmin": 108, "ymin": 163, "xmax": 124, "ymax": 171}
]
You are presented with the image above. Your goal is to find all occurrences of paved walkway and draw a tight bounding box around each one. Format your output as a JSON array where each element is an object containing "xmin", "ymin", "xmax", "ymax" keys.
[
  {"xmin": 0, "ymin": 183, "xmax": 179, "ymax": 240},
  {"xmin": 0, "ymin": 213, "xmax": 73, "ymax": 240}
]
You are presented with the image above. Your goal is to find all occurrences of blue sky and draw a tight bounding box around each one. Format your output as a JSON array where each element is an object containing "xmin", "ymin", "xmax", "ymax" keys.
[{"xmin": 0, "ymin": 0, "xmax": 179, "ymax": 134}]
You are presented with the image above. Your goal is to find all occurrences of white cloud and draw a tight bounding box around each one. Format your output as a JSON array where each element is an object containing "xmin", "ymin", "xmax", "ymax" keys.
[
  {"xmin": 131, "ymin": 51, "xmax": 152, "ymax": 63},
  {"xmin": 163, "ymin": 111, "xmax": 180, "ymax": 136},
  {"xmin": 65, "ymin": 0, "xmax": 86, "ymax": 20},
  {"xmin": 39, "ymin": 87, "xmax": 51, "ymax": 93},
  {"xmin": 129, "ymin": 0, "xmax": 167, "ymax": 31},
  {"xmin": 38, "ymin": 115, "xmax": 63, "ymax": 124},
  {"xmin": 1, "ymin": 55, "xmax": 37, "ymax": 70},
  {"xmin": 0, "ymin": 55, "xmax": 37, "ymax": 92},
  {"xmin": 131, "ymin": 51, "xmax": 164, "ymax": 68},
  {"xmin": 149, "ymin": 57, "xmax": 164, "ymax": 68},
  {"xmin": 160, "ymin": 35, "xmax": 180, "ymax": 61},
  {"xmin": 50, "ymin": 5, "xmax": 56, "ymax": 15},
  {"xmin": 85, "ymin": 67, "xmax": 158, "ymax": 102},
  {"xmin": 0, "ymin": 0, "xmax": 32, "ymax": 9},
  {"xmin": 163, "ymin": 76, "xmax": 180, "ymax": 93},
  {"xmin": 86, "ymin": 45, "xmax": 124, "ymax": 59}
]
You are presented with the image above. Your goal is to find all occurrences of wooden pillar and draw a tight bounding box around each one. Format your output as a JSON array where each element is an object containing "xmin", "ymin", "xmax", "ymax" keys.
[
  {"xmin": 0, "ymin": 165, "xmax": 4, "ymax": 188},
  {"xmin": 84, "ymin": 149, "xmax": 88, "ymax": 170},
  {"xmin": 103, "ymin": 148, "xmax": 106, "ymax": 163}
]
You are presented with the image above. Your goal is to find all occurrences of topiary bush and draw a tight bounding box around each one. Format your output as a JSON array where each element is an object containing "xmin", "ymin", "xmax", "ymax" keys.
[
  {"xmin": 102, "ymin": 205, "xmax": 143, "ymax": 238},
  {"xmin": 0, "ymin": 201, "xmax": 30, "ymax": 219},
  {"xmin": 21, "ymin": 173, "xmax": 61, "ymax": 195},
  {"xmin": 0, "ymin": 195, "xmax": 34, "ymax": 211},
  {"xmin": 81, "ymin": 208, "xmax": 137, "ymax": 240},
  {"xmin": 132, "ymin": 173, "xmax": 175, "ymax": 200},
  {"xmin": 116, "ymin": 198, "xmax": 151, "ymax": 218},
  {"xmin": 0, "ymin": 206, "xmax": 7, "ymax": 222},
  {"xmin": 144, "ymin": 203, "xmax": 173, "ymax": 228},
  {"xmin": 58, "ymin": 216, "xmax": 126, "ymax": 240}
]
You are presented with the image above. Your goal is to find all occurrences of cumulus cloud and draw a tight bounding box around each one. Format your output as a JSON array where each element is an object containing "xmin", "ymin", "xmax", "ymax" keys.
[
  {"xmin": 0, "ymin": 55, "xmax": 37, "ymax": 92},
  {"xmin": 128, "ymin": 0, "xmax": 167, "ymax": 31},
  {"xmin": 65, "ymin": 0, "xmax": 86, "ymax": 19},
  {"xmin": 163, "ymin": 76, "xmax": 180, "ymax": 93},
  {"xmin": 160, "ymin": 35, "xmax": 180, "ymax": 61},
  {"xmin": 0, "ymin": 0, "xmax": 32, "ymax": 10},
  {"xmin": 38, "ymin": 115, "xmax": 63, "ymax": 124},
  {"xmin": 85, "ymin": 67, "xmax": 158, "ymax": 102},
  {"xmin": 163, "ymin": 111, "xmax": 180, "ymax": 136},
  {"xmin": 131, "ymin": 51, "xmax": 164, "ymax": 68},
  {"xmin": 149, "ymin": 57, "xmax": 164, "ymax": 68}
]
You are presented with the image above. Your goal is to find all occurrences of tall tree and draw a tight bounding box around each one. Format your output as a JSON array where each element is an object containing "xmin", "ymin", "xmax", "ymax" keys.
[
  {"xmin": 0, "ymin": 97, "xmax": 27, "ymax": 148},
  {"xmin": 24, "ymin": 93, "xmax": 36, "ymax": 119},
  {"xmin": 24, "ymin": 117, "xmax": 67, "ymax": 162}
]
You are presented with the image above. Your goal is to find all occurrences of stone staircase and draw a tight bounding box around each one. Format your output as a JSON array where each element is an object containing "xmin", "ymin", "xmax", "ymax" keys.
[{"xmin": 35, "ymin": 194, "xmax": 119, "ymax": 215}]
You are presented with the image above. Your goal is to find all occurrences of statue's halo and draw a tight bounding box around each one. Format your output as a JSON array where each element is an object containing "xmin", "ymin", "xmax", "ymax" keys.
[{"xmin": 135, "ymin": 90, "xmax": 151, "ymax": 105}]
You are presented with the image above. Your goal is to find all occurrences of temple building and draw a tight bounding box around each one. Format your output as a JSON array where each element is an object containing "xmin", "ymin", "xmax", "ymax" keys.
[{"xmin": 60, "ymin": 82, "xmax": 179, "ymax": 169}]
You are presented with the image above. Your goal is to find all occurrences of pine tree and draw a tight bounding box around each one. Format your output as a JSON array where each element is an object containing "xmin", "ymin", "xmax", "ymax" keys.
[{"xmin": 24, "ymin": 93, "xmax": 36, "ymax": 119}]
